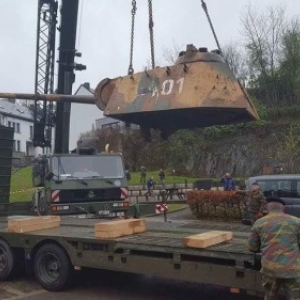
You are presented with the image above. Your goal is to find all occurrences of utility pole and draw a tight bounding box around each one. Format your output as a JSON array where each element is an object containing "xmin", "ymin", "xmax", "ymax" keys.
[{"xmin": 54, "ymin": 0, "xmax": 85, "ymax": 153}]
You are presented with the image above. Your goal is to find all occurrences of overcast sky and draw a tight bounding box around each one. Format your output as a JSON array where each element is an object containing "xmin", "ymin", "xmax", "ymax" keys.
[{"xmin": 0, "ymin": 0, "xmax": 299, "ymax": 149}]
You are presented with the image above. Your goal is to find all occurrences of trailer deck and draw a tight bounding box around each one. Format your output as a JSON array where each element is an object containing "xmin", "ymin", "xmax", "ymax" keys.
[
  {"xmin": 0, "ymin": 217, "xmax": 255, "ymax": 264},
  {"xmin": 0, "ymin": 216, "xmax": 263, "ymax": 295}
]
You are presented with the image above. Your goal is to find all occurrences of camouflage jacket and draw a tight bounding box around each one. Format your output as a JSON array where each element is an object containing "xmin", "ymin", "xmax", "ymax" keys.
[
  {"xmin": 248, "ymin": 210, "xmax": 300, "ymax": 278},
  {"xmin": 239, "ymin": 190, "xmax": 265, "ymax": 215}
]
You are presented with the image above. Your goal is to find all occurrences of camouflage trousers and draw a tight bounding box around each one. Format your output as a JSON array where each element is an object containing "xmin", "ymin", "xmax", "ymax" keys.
[{"xmin": 262, "ymin": 274, "xmax": 300, "ymax": 300}]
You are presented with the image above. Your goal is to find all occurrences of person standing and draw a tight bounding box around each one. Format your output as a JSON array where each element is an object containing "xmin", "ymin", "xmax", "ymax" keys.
[
  {"xmin": 220, "ymin": 173, "xmax": 236, "ymax": 191},
  {"xmin": 140, "ymin": 166, "xmax": 147, "ymax": 185},
  {"xmin": 237, "ymin": 182, "xmax": 266, "ymax": 225},
  {"xmin": 159, "ymin": 169, "xmax": 165, "ymax": 187},
  {"xmin": 248, "ymin": 197, "xmax": 300, "ymax": 300},
  {"xmin": 145, "ymin": 176, "xmax": 154, "ymax": 196}
]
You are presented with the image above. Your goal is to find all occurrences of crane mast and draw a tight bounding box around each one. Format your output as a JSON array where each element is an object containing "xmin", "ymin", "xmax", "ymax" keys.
[
  {"xmin": 34, "ymin": 0, "xmax": 58, "ymax": 148},
  {"xmin": 33, "ymin": 0, "xmax": 84, "ymax": 153},
  {"xmin": 54, "ymin": 0, "xmax": 82, "ymax": 154}
]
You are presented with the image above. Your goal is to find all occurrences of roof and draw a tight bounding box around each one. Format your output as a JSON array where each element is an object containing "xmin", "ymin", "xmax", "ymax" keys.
[
  {"xmin": 74, "ymin": 82, "xmax": 94, "ymax": 95},
  {"xmin": 0, "ymin": 99, "xmax": 33, "ymax": 121},
  {"xmin": 249, "ymin": 174, "xmax": 300, "ymax": 180}
]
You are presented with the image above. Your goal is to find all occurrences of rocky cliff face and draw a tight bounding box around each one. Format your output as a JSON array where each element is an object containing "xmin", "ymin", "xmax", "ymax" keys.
[{"xmin": 184, "ymin": 126, "xmax": 286, "ymax": 177}]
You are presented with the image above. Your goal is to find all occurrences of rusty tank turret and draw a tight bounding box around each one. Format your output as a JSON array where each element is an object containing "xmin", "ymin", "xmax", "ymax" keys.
[
  {"xmin": 94, "ymin": 44, "xmax": 259, "ymax": 138},
  {"xmin": 0, "ymin": 44, "xmax": 259, "ymax": 139}
]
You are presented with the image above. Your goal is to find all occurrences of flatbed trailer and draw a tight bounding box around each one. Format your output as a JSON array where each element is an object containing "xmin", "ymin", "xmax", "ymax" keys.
[{"xmin": 0, "ymin": 217, "xmax": 264, "ymax": 297}]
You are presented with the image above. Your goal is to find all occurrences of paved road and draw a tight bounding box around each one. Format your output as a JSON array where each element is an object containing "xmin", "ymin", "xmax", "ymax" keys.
[
  {"xmin": 0, "ymin": 269, "xmax": 262, "ymax": 300},
  {"xmin": 149, "ymin": 206, "xmax": 194, "ymax": 222}
]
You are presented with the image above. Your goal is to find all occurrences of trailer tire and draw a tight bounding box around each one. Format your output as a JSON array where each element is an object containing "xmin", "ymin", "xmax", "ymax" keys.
[
  {"xmin": 34, "ymin": 244, "xmax": 72, "ymax": 291},
  {"xmin": 0, "ymin": 239, "xmax": 16, "ymax": 280}
]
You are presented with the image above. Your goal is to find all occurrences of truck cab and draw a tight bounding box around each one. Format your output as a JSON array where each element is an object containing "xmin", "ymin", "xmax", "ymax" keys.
[{"xmin": 32, "ymin": 153, "xmax": 129, "ymax": 218}]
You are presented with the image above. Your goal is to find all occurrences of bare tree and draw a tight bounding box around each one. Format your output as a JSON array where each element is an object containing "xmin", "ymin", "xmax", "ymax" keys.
[
  {"xmin": 222, "ymin": 41, "xmax": 249, "ymax": 86},
  {"xmin": 273, "ymin": 125, "xmax": 300, "ymax": 173},
  {"xmin": 279, "ymin": 17, "xmax": 300, "ymax": 104},
  {"xmin": 162, "ymin": 41, "xmax": 183, "ymax": 65},
  {"xmin": 142, "ymin": 41, "xmax": 183, "ymax": 70},
  {"xmin": 96, "ymin": 127, "xmax": 123, "ymax": 153},
  {"xmin": 241, "ymin": 4, "xmax": 286, "ymax": 105}
]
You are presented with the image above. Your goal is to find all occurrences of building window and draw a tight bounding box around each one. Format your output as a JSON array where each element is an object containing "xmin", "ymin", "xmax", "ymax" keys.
[
  {"xmin": 16, "ymin": 123, "xmax": 20, "ymax": 133},
  {"xmin": 8, "ymin": 121, "xmax": 11, "ymax": 128},
  {"xmin": 13, "ymin": 140, "xmax": 21, "ymax": 152},
  {"xmin": 30, "ymin": 126, "xmax": 33, "ymax": 139},
  {"xmin": 12, "ymin": 122, "xmax": 16, "ymax": 131}
]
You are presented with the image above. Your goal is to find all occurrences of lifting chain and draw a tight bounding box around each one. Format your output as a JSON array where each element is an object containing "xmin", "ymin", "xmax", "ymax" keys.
[
  {"xmin": 127, "ymin": 1, "xmax": 219, "ymax": 75},
  {"xmin": 148, "ymin": 0, "xmax": 155, "ymax": 69},
  {"xmin": 128, "ymin": 0, "xmax": 137, "ymax": 75},
  {"xmin": 201, "ymin": 0, "xmax": 222, "ymax": 52}
]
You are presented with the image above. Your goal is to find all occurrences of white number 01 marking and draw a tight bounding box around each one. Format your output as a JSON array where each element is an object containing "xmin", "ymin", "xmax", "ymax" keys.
[{"xmin": 160, "ymin": 78, "xmax": 184, "ymax": 96}]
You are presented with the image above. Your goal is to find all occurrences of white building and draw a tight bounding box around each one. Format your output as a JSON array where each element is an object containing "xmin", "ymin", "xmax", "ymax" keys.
[
  {"xmin": 70, "ymin": 82, "xmax": 103, "ymax": 150},
  {"xmin": 0, "ymin": 99, "xmax": 51, "ymax": 158}
]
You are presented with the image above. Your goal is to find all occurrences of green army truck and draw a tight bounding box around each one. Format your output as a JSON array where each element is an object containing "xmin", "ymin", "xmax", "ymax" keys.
[
  {"xmin": 2, "ymin": 133, "xmax": 135, "ymax": 219},
  {"xmin": 32, "ymin": 152, "xmax": 130, "ymax": 218}
]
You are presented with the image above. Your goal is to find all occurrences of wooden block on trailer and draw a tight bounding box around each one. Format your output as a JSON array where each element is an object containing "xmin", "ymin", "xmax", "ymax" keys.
[
  {"xmin": 8, "ymin": 216, "xmax": 60, "ymax": 227},
  {"xmin": 94, "ymin": 219, "xmax": 145, "ymax": 231},
  {"xmin": 95, "ymin": 227, "xmax": 134, "ymax": 239},
  {"xmin": 8, "ymin": 220, "xmax": 60, "ymax": 233},
  {"xmin": 133, "ymin": 222, "xmax": 147, "ymax": 234},
  {"xmin": 7, "ymin": 216, "xmax": 61, "ymax": 233},
  {"xmin": 94, "ymin": 219, "xmax": 146, "ymax": 239},
  {"xmin": 183, "ymin": 231, "xmax": 233, "ymax": 249}
]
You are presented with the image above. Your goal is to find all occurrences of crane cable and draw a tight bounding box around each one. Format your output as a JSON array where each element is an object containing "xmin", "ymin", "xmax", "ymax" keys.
[
  {"xmin": 148, "ymin": 0, "xmax": 155, "ymax": 68},
  {"xmin": 201, "ymin": 0, "xmax": 222, "ymax": 53},
  {"xmin": 128, "ymin": 1, "xmax": 219, "ymax": 73},
  {"xmin": 128, "ymin": 0, "xmax": 137, "ymax": 75}
]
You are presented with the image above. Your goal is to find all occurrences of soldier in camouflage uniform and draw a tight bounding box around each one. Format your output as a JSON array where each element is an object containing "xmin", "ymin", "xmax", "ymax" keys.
[
  {"xmin": 237, "ymin": 182, "xmax": 266, "ymax": 224},
  {"xmin": 248, "ymin": 197, "xmax": 300, "ymax": 300}
]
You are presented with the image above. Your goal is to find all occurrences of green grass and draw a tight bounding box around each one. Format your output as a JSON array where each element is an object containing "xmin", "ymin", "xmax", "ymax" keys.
[
  {"xmin": 129, "ymin": 171, "xmax": 197, "ymax": 185},
  {"xmin": 167, "ymin": 204, "xmax": 187, "ymax": 212},
  {"xmin": 10, "ymin": 167, "xmax": 34, "ymax": 203},
  {"xmin": 128, "ymin": 171, "xmax": 246, "ymax": 186}
]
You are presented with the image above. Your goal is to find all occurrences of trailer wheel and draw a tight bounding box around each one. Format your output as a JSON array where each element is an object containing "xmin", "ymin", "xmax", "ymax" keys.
[
  {"xmin": 34, "ymin": 244, "xmax": 72, "ymax": 291},
  {"xmin": 0, "ymin": 239, "xmax": 15, "ymax": 280}
]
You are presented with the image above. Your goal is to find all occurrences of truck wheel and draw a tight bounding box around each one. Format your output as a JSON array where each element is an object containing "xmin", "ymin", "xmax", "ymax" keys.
[
  {"xmin": 34, "ymin": 244, "xmax": 72, "ymax": 291},
  {"xmin": 0, "ymin": 239, "xmax": 15, "ymax": 280}
]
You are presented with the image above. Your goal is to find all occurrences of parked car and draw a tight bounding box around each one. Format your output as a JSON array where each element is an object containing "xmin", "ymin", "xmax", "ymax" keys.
[{"xmin": 246, "ymin": 174, "xmax": 300, "ymax": 217}]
